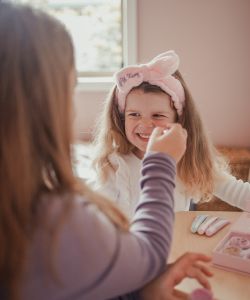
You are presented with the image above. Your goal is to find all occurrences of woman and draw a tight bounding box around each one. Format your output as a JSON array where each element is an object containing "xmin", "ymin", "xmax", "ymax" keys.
[{"xmin": 0, "ymin": 1, "xmax": 212, "ymax": 300}]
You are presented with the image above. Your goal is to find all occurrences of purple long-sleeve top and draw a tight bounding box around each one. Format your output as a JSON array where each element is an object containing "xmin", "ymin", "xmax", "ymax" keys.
[{"xmin": 21, "ymin": 152, "xmax": 176, "ymax": 300}]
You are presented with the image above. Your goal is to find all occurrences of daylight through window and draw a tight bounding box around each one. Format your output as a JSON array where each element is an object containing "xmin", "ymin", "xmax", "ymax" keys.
[{"xmin": 13, "ymin": 0, "xmax": 124, "ymax": 77}]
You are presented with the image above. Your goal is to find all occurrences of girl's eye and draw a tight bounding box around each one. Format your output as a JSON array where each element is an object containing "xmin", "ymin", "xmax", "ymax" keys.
[
  {"xmin": 153, "ymin": 114, "xmax": 167, "ymax": 119},
  {"xmin": 128, "ymin": 112, "xmax": 140, "ymax": 118}
]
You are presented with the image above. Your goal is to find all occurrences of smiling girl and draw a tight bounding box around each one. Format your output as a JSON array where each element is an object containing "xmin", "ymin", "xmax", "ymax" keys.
[{"xmin": 87, "ymin": 50, "xmax": 250, "ymax": 218}]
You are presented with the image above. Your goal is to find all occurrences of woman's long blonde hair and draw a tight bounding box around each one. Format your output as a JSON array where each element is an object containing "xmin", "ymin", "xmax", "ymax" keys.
[
  {"xmin": 93, "ymin": 71, "xmax": 228, "ymax": 199},
  {"xmin": 0, "ymin": 2, "xmax": 127, "ymax": 299}
]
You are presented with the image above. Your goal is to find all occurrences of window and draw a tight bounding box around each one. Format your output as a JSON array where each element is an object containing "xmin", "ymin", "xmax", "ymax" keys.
[{"xmin": 13, "ymin": 0, "xmax": 137, "ymax": 90}]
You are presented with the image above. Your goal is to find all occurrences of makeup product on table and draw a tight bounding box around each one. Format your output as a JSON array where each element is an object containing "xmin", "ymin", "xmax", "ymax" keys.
[
  {"xmin": 205, "ymin": 218, "xmax": 230, "ymax": 237},
  {"xmin": 190, "ymin": 214, "xmax": 208, "ymax": 233},
  {"xmin": 197, "ymin": 216, "xmax": 218, "ymax": 235},
  {"xmin": 189, "ymin": 288, "xmax": 214, "ymax": 300},
  {"xmin": 191, "ymin": 214, "xmax": 230, "ymax": 236},
  {"xmin": 212, "ymin": 212, "xmax": 250, "ymax": 275}
]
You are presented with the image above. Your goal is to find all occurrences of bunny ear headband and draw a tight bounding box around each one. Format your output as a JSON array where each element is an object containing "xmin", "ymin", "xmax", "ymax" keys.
[{"xmin": 114, "ymin": 50, "xmax": 185, "ymax": 116}]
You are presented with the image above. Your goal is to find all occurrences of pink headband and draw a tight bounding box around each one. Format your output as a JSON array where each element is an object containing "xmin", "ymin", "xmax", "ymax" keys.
[{"xmin": 114, "ymin": 50, "xmax": 185, "ymax": 116}]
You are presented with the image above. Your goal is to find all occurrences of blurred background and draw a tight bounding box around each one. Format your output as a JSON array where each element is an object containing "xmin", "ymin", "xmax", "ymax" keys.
[
  {"xmin": 14, "ymin": 0, "xmax": 250, "ymax": 147},
  {"xmin": 74, "ymin": 0, "xmax": 250, "ymax": 147}
]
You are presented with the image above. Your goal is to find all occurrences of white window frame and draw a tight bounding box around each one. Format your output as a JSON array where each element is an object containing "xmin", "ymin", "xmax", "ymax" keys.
[{"xmin": 76, "ymin": 0, "xmax": 137, "ymax": 91}]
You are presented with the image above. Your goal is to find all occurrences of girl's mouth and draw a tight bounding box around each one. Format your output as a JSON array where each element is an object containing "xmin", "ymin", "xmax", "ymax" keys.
[{"xmin": 136, "ymin": 132, "xmax": 151, "ymax": 140}]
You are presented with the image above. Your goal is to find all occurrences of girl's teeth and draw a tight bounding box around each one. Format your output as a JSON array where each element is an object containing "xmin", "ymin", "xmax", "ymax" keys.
[{"xmin": 138, "ymin": 133, "xmax": 150, "ymax": 138}]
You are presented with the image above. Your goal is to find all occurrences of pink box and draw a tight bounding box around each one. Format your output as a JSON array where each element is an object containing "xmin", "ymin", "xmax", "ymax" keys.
[{"xmin": 212, "ymin": 212, "xmax": 250, "ymax": 275}]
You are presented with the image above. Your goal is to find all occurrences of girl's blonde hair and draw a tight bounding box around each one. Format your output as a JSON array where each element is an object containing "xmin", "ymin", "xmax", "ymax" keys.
[
  {"xmin": 93, "ymin": 71, "xmax": 228, "ymax": 199},
  {"xmin": 0, "ymin": 2, "xmax": 128, "ymax": 299}
]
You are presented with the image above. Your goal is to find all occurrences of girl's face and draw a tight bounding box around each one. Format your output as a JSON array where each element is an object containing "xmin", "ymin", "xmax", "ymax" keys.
[{"xmin": 124, "ymin": 89, "xmax": 177, "ymax": 159}]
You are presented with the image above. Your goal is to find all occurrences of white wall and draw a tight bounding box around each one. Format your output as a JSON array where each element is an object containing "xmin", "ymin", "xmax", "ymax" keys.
[{"xmin": 73, "ymin": 0, "xmax": 250, "ymax": 147}]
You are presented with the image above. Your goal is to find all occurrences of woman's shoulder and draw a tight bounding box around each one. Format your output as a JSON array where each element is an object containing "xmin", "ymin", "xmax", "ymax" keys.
[
  {"xmin": 40, "ymin": 194, "xmax": 118, "ymax": 246},
  {"xmin": 30, "ymin": 194, "xmax": 119, "ymax": 297},
  {"xmin": 40, "ymin": 193, "xmax": 113, "ymax": 228}
]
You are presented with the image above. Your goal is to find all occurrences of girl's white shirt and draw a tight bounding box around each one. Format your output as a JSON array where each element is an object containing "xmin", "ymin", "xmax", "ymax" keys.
[{"xmin": 88, "ymin": 152, "xmax": 250, "ymax": 218}]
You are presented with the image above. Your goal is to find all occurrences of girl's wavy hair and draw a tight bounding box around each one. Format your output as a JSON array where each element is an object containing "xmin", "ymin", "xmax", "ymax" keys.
[
  {"xmin": 93, "ymin": 70, "xmax": 228, "ymax": 199},
  {"xmin": 0, "ymin": 2, "xmax": 128, "ymax": 299}
]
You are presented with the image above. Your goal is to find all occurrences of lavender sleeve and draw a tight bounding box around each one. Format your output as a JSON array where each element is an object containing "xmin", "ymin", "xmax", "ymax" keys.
[{"xmin": 22, "ymin": 152, "xmax": 176, "ymax": 300}]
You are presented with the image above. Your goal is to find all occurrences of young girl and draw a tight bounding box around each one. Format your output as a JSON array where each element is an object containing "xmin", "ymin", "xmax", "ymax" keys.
[
  {"xmin": 89, "ymin": 50, "xmax": 250, "ymax": 218},
  {"xmin": 0, "ymin": 2, "xmax": 212, "ymax": 300}
]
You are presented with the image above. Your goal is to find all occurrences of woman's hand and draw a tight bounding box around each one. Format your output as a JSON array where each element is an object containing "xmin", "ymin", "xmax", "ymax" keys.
[
  {"xmin": 146, "ymin": 124, "xmax": 187, "ymax": 163},
  {"xmin": 140, "ymin": 252, "xmax": 213, "ymax": 300}
]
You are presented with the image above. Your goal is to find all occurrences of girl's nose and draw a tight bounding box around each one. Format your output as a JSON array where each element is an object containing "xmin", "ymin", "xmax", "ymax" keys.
[
  {"xmin": 140, "ymin": 117, "xmax": 154, "ymax": 127},
  {"xmin": 138, "ymin": 118, "xmax": 155, "ymax": 132}
]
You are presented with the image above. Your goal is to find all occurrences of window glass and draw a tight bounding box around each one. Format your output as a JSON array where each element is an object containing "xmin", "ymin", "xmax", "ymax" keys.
[{"xmin": 14, "ymin": 0, "xmax": 123, "ymax": 76}]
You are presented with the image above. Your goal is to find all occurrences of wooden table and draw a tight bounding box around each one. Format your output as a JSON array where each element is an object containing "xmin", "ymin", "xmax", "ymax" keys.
[{"xmin": 169, "ymin": 211, "xmax": 250, "ymax": 300}]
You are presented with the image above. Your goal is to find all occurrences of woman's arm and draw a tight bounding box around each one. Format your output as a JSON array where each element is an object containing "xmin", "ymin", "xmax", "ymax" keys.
[
  {"xmin": 22, "ymin": 152, "xmax": 176, "ymax": 300},
  {"xmin": 23, "ymin": 125, "xmax": 187, "ymax": 300},
  {"xmin": 81, "ymin": 152, "xmax": 176, "ymax": 299}
]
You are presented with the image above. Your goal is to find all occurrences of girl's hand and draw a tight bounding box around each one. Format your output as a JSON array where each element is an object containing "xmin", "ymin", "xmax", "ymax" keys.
[
  {"xmin": 140, "ymin": 252, "xmax": 213, "ymax": 300},
  {"xmin": 146, "ymin": 123, "xmax": 187, "ymax": 163}
]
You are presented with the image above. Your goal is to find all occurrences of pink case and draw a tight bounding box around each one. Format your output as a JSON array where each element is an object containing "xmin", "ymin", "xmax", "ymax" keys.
[{"xmin": 212, "ymin": 212, "xmax": 250, "ymax": 275}]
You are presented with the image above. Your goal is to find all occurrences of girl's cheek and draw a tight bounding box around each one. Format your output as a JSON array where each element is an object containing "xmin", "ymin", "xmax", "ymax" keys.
[{"xmin": 154, "ymin": 120, "xmax": 169, "ymax": 127}]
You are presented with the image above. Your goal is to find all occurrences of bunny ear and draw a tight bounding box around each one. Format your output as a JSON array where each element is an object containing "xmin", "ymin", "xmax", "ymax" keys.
[
  {"xmin": 149, "ymin": 51, "xmax": 180, "ymax": 77},
  {"xmin": 152, "ymin": 50, "xmax": 177, "ymax": 61}
]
